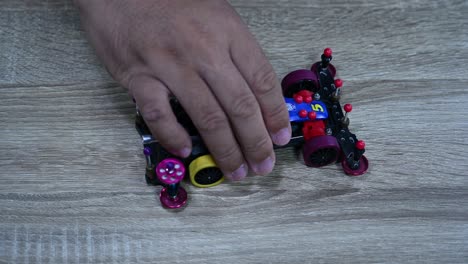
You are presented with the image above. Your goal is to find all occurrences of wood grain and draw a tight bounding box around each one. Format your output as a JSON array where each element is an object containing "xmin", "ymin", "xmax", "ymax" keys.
[{"xmin": 1, "ymin": 0, "xmax": 467, "ymax": 263}]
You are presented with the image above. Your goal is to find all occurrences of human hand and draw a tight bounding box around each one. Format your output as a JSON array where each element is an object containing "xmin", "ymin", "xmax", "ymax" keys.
[{"xmin": 75, "ymin": 0, "xmax": 291, "ymax": 181}]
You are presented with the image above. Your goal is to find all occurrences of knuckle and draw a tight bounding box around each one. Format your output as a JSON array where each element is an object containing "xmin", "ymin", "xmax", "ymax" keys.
[
  {"xmin": 161, "ymin": 135, "xmax": 185, "ymax": 150},
  {"xmin": 203, "ymin": 137, "xmax": 244, "ymax": 172},
  {"xmin": 212, "ymin": 145, "xmax": 241, "ymax": 169},
  {"xmin": 251, "ymin": 66, "xmax": 279, "ymax": 96},
  {"xmin": 230, "ymin": 94, "xmax": 259, "ymax": 119},
  {"xmin": 140, "ymin": 105, "xmax": 168, "ymax": 124},
  {"xmin": 196, "ymin": 110, "xmax": 227, "ymax": 133},
  {"xmin": 111, "ymin": 63, "xmax": 133, "ymax": 89},
  {"xmin": 264, "ymin": 102, "xmax": 289, "ymax": 129},
  {"xmin": 198, "ymin": 59, "xmax": 229, "ymax": 79},
  {"xmin": 243, "ymin": 135, "xmax": 272, "ymax": 159}
]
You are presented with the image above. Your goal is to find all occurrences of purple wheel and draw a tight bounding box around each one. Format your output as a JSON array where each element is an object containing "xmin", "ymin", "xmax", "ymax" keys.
[
  {"xmin": 155, "ymin": 158, "xmax": 185, "ymax": 185},
  {"xmin": 281, "ymin": 69, "xmax": 319, "ymax": 97},
  {"xmin": 302, "ymin": 136, "xmax": 341, "ymax": 167},
  {"xmin": 160, "ymin": 186, "xmax": 188, "ymax": 209},
  {"xmin": 311, "ymin": 62, "xmax": 336, "ymax": 78},
  {"xmin": 342, "ymin": 155, "xmax": 369, "ymax": 176}
]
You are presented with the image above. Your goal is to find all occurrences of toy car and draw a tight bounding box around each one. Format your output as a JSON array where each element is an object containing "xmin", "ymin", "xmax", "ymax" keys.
[
  {"xmin": 279, "ymin": 48, "xmax": 369, "ymax": 175},
  {"xmin": 135, "ymin": 48, "xmax": 369, "ymax": 208}
]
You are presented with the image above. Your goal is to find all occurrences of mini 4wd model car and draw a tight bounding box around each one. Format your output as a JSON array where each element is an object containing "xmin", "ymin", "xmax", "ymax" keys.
[
  {"xmin": 135, "ymin": 48, "xmax": 369, "ymax": 208},
  {"xmin": 279, "ymin": 48, "xmax": 369, "ymax": 175}
]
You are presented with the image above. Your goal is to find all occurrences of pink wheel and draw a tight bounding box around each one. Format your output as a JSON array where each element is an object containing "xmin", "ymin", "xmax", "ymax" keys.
[
  {"xmin": 160, "ymin": 186, "xmax": 188, "ymax": 209},
  {"xmin": 311, "ymin": 62, "xmax": 336, "ymax": 78},
  {"xmin": 302, "ymin": 136, "xmax": 341, "ymax": 167},
  {"xmin": 155, "ymin": 158, "xmax": 186, "ymax": 185},
  {"xmin": 342, "ymin": 155, "xmax": 369, "ymax": 176},
  {"xmin": 281, "ymin": 69, "xmax": 318, "ymax": 97}
]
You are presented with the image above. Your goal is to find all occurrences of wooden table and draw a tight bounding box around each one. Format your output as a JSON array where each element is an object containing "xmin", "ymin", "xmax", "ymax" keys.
[{"xmin": 1, "ymin": 1, "xmax": 467, "ymax": 263}]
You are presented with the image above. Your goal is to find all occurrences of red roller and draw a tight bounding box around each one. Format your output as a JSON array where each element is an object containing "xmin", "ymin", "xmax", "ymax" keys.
[
  {"xmin": 334, "ymin": 79, "xmax": 343, "ymax": 88},
  {"xmin": 344, "ymin": 103, "xmax": 353, "ymax": 113},
  {"xmin": 356, "ymin": 140, "xmax": 366, "ymax": 150}
]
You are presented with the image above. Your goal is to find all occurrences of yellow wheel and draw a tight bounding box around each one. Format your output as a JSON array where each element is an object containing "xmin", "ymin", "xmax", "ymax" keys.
[{"xmin": 189, "ymin": 155, "xmax": 224, "ymax": 188}]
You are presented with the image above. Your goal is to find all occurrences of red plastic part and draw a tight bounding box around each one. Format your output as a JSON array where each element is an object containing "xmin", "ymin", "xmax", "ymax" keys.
[
  {"xmin": 299, "ymin": 109, "xmax": 308, "ymax": 118},
  {"xmin": 344, "ymin": 104, "xmax": 353, "ymax": 113},
  {"xmin": 294, "ymin": 95, "xmax": 303, "ymax": 103},
  {"xmin": 295, "ymin": 89, "xmax": 313, "ymax": 98},
  {"xmin": 323, "ymin": 48, "xmax": 332, "ymax": 58},
  {"xmin": 334, "ymin": 79, "xmax": 343, "ymax": 88},
  {"xmin": 308, "ymin": 111, "xmax": 317, "ymax": 120},
  {"xmin": 293, "ymin": 90, "xmax": 313, "ymax": 104},
  {"xmin": 302, "ymin": 120, "xmax": 326, "ymax": 141},
  {"xmin": 356, "ymin": 140, "xmax": 366, "ymax": 150}
]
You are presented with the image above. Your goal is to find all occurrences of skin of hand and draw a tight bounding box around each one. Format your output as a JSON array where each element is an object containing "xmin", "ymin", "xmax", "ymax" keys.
[{"xmin": 74, "ymin": 0, "xmax": 291, "ymax": 181}]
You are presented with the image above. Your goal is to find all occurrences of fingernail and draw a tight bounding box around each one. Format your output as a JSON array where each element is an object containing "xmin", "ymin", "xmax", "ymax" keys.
[
  {"xmin": 174, "ymin": 147, "xmax": 191, "ymax": 158},
  {"xmin": 227, "ymin": 164, "xmax": 247, "ymax": 181},
  {"xmin": 250, "ymin": 156, "xmax": 274, "ymax": 175},
  {"xmin": 271, "ymin": 127, "xmax": 291, "ymax": 146}
]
